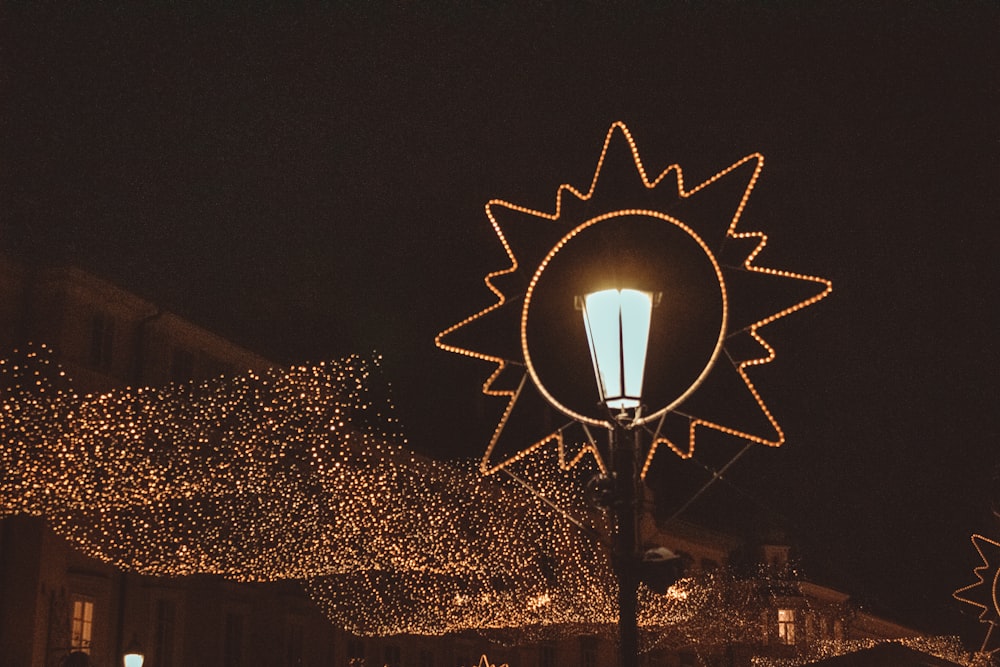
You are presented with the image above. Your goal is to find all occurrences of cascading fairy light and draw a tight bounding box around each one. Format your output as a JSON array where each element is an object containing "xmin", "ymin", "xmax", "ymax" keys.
[
  {"xmin": 2, "ymin": 345, "xmax": 611, "ymax": 634},
  {"xmin": 1, "ymin": 344, "xmax": 432, "ymax": 580},
  {"xmin": 2, "ymin": 345, "xmax": 630, "ymax": 626},
  {"xmin": 3, "ymin": 344, "xmax": 872, "ymax": 650},
  {"xmin": 748, "ymin": 637, "xmax": 974, "ymax": 667}
]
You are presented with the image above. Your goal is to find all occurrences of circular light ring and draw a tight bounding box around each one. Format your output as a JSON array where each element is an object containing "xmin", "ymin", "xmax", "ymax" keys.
[
  {"xmin": 992, "ymin": 563, "xmax": 1000, "ymax": 621},
  {"xmin": 520, "ymin": 209, "xmax": 728, "ymax": 428}
]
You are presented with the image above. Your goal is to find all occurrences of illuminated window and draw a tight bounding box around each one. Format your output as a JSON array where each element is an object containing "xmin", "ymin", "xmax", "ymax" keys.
[
  {"xmin": 70, "ymin": 597, "xmax": 94, "ymax": 653},
  {"xmin": 777, "ymin": 608, "xmax": 796, "ymax": 644}
]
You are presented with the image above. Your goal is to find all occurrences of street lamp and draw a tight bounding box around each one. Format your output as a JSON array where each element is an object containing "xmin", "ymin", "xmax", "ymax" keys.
[
  {"xmin": 578, "ymin": 286, "xmax": 657, "ymax": 667},
  {"xmin": 437, "ymin": 121, "xmax": 831, "ymax": 667},
  {"xmin": 122, "ymin": 638, "xmax": 144, "ymax": 667},
  {"xmin": 578, "ymin": 288, "xmax": 657, "ymax": 414}
]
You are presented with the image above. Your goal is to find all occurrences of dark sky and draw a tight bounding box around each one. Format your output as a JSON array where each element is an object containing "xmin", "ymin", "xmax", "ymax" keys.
[{"xmin": 3, "ymin": 1, "xmax": 998, "ymax": 641}]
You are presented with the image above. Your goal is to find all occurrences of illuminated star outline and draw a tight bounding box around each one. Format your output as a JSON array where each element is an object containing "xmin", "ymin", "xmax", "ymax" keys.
[
  {"xmin": 436, "ymin": 121, "xmax": 832, "ymax": 476},
  {"xmin": 954, "ymin": 534, "xmax": 1000, "ymax": 654},
  {"xmin": 470, "ymin": 656, "xmax": 508, "ymax": 667}
]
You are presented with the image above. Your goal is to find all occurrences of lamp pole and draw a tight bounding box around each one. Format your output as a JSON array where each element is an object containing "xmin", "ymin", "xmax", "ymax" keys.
[{"xmin": 610, "ymin": 416, "xmax": 641, "ymax": 667}]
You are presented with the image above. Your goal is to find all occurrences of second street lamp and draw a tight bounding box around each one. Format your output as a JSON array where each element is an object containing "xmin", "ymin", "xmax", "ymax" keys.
[{"xmin": 122, "ymin": 638, "xmax": 144, "ymax": 667}]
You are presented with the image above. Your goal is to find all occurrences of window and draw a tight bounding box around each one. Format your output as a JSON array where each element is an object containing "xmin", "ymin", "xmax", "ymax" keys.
[
  {"xmin": 154, "ymin": 599, "xmax": 176, "ymax": 667},
  {"xmin": 70, "ymin": 597, "xmax": 94, "ymax": 653},
  {"xmin": 89, "ymin": 312, "xmax": 115, "ymax": 370},
  {"xmin": 777, "ymin": 608, "xmax": 796, "ymax": 645},
  {"xmin": 763, "ymin": 545, "xmax": 791, "ymax": 570},
  {"xmin": 224, "ymin": 613, "xmax": 243, "ymax": 667}
]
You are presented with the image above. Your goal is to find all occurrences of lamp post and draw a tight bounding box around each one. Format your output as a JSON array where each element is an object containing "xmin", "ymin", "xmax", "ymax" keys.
[
  {"xmin": 579, "ymin": 288, "xmax": 656, "ymax": 667},
  {"xmin": 438, "ymin": 122, "xmax": 832, "ymax": 667},
  {"xmin": 122, "ymin": 637, "xmax": 144, "ymax": 667}
]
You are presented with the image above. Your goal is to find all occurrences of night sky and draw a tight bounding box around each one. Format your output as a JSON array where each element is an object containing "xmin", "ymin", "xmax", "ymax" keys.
[{"xmin": 3, "ymin": 1, "xmax": 998, "ymax": 641}]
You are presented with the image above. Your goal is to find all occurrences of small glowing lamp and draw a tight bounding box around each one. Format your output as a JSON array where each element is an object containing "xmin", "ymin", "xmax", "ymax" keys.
[
  {"xmin": 578, "ymin": 288, "xmax": 657, "ymax": 411},
  {"xmin": 123, "ymin": 640, "xmax": 144, "ymax": 667}
]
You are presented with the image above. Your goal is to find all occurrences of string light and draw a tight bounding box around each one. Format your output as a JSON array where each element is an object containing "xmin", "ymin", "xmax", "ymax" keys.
[
  {"xmin": 0, "ymin": 344, "xmax": 420, "ymax": 580},
  {"xmin": 434, "ymin": 121, "xmax": 832, "ymax": 478},
  {"xmin": 954, "ymin": 534, "xmax": 1000, "ymax": 658},
  {"xmin": 954, "ymin": 534, "xmax": 1000, "ymax": 624},
  {"xmin": 3, "ymin": 351, "xmax": 948, "ymax": 659},
  {"xmin": 0, "ymin": 344, "xmax": 873, "ymax": 648},
  {"xmin": 749, "ymin": 637, "xmax": 974, "ymax": 666},
  {"xmin": 0, "ymin": 344, "xmax": 673, "ymax": 636},
  {"xmin": 466, "ymin": 656, "xmax": 508, "ymax": 667}
]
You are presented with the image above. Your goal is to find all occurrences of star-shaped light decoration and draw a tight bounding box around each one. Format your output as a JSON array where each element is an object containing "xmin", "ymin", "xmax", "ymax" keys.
[
  {"xmin": 436, "ymin": 122, "xmax": 832, "ymax": 476},
  {"xmin": 955, "ymin": 534, "xmax": 1000, "ymax": 653},
  {"xmin": 466, "ymin": 656, "xmax": 508, "ymax": 667}
]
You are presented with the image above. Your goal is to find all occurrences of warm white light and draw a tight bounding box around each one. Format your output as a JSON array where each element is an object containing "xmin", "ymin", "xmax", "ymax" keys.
[
  {"xmin": 580, "ymin": 288, "xmax": 654, "ymax": 410},
  {"xmin": 123, "ymin": 652, "xmax": 144, "ymax": 667}
]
